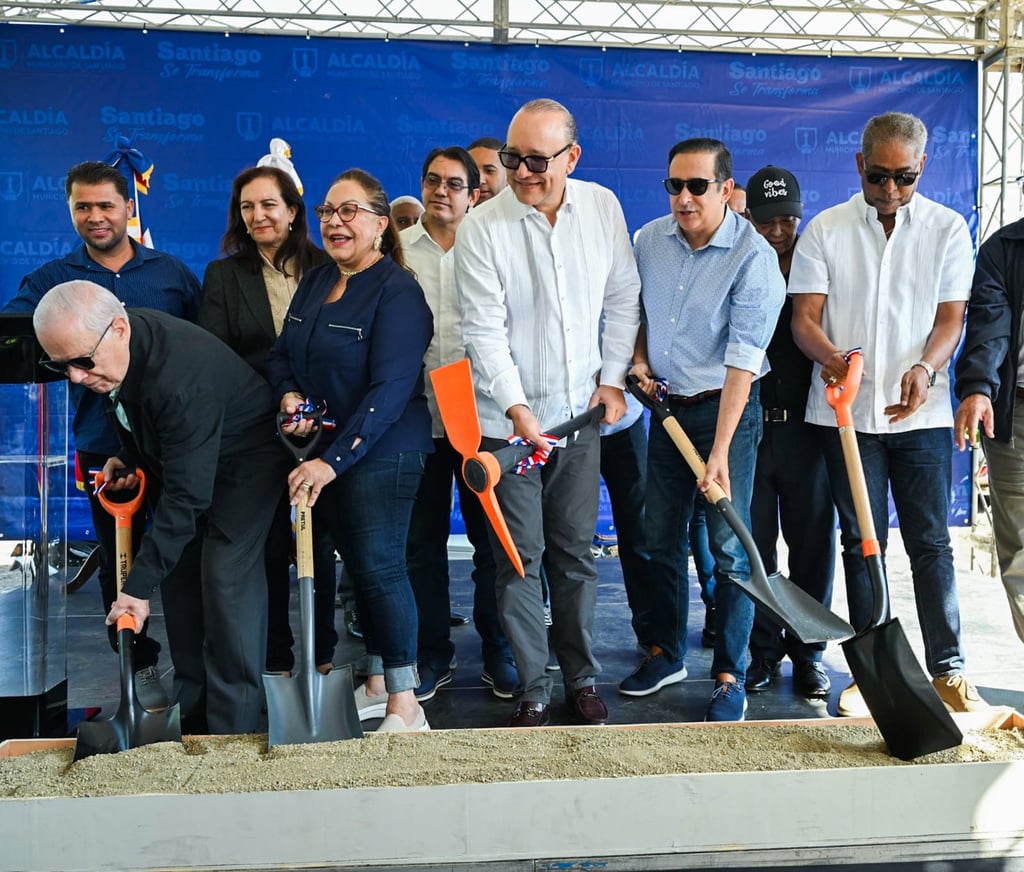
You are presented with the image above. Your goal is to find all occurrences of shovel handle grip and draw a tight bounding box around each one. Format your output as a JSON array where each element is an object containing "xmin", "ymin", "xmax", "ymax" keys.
[
  {"xmin": 94, "ymin": 467, "xmax": 146, "ymax": 525},
  {"xmin": 276, "ymin": 410, "xmax": 325, "ymax": 465},
  {"xmin": 115, "ymin": 613, "xmax": 137, "ymax": 634},
  {"xmin": 824, "ymin": 349, "xmax": 863, "ymax": 429}
]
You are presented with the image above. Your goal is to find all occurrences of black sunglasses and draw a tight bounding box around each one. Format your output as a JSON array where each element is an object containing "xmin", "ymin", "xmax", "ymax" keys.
[
  {"xmin": 864, "ymin": 170, "xmax": 920, "ymax": 188},
  {"xmin": 39, "ymin": 320, "xmax": 114, "ymax": 375},
  {"xmin": 663, "ymin": 177, "xmax": 725, "ymax": 196},
  {"xmin": 497, "ymin": 142, "xmax": 573, "ymax": 174}
]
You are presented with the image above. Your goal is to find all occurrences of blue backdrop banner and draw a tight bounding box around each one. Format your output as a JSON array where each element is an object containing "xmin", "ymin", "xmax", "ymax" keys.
[{"xmin": 0, "ymin": 24, "xmax": 980, "ymax": 539}]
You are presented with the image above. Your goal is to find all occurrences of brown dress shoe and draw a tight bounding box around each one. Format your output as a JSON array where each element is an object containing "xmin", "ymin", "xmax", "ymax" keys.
[
  {"xmin": 507, "ymin": 701, "xmax": 551, "ymax": 728},
  {"xmin": 569, "ymin": 685, "xmax": 608, "ymax": 725}
]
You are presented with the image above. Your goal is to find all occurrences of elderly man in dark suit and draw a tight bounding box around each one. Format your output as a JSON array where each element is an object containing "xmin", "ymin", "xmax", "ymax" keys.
[{"xmin": 33, "ymin": 279, "xmax": 287, "ymax": 734}]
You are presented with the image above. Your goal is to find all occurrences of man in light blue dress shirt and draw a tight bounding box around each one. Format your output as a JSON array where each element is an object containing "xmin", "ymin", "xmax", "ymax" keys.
[{"xmin": 624, "ymin": 138, "xmax": 784, "ymax": 721}]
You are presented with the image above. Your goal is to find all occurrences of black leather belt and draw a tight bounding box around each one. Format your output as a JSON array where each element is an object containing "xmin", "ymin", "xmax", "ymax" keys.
[
  {"xmin": 666, "ymin": 389, "xmax": 723, "ymax": 407},
  {"xmin": 763, "ymin": 408, "xmax": 790, "ymax": 423}
]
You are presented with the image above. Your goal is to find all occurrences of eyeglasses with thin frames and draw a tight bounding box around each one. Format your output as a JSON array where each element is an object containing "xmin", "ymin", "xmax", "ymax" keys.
[
  {"xmin": 864, "ymin": 169, "xmax": 921, "ymax": 188},
  {"xmin": 39, "ymin": 320, "xmax": 114, "ymax": 374},
  {"xmin": 662, "ymin": 177, "xmax": 725, "ymax": 197},
  {"xmin": 497, "ymin": 142, "xmax": 574, "ymax": 174},
  {"xmin": 423, "ymin": 173, "xmax": 468, "ymax": 193},
  {"xmin": 313, "ymin": 202, "xmax": 380, "ymax": 224}
]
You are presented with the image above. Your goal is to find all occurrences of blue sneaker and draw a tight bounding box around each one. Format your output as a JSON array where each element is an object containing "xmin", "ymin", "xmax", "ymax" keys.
[
  {"xmin": 618, "ymin": 647, "xmax": 687, "ymax": 697},
  {"xmin": 415, "ymin": 662, "xmax": 453, "ymax": 702},
  {"xmin": 705, "ymin": 680, "xmax": 748, "ymax": 722},
  {"xmin": 481, "ymin": 656, "xmax": 519, "ymax": 699}
]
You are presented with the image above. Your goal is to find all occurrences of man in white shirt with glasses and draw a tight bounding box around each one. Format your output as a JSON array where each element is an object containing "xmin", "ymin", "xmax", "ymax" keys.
[{"xmin": 454, "ymin": 98, "xmax": 641, "ymax": 728}]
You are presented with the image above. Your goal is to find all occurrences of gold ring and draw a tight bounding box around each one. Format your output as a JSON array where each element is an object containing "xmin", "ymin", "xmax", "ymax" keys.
[
  {"xmin": 828, "ymin": 376, "xmax": 837, "ymax": 385},
  {"xmin": 301, "ymin": 482, "xmax": 313, "ymax": 490}
]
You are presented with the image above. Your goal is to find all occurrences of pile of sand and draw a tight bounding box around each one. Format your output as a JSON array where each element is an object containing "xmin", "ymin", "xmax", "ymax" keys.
[{"xmin": 3, "ymin": 723, "xmax": 1023, "ymax": 799}]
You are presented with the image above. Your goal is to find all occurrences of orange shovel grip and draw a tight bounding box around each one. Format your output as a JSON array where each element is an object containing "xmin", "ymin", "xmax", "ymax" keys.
[
  {"xmin": 115, "ymin": 613, "xmax": 138, "ymax": 633},
  {"xmin": 95, "ymin": 467, "xmax": 147, "ymax": 527},
  {"xmin": 825, "ymin": 350, "xmax": 864, "ymax": 429}
]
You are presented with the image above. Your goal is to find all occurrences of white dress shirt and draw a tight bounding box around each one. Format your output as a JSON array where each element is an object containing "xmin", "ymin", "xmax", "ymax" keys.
[
  {"xmin": 453, "ymin": 180, "xmax": 641, "ymax": 439},
  {"xmin": 788, "ymin": 192, "xmax": 974, "ymax": 433},
  {"xmin": 402, "ymin": 221, "xmax": 461, "ymax": 438}
]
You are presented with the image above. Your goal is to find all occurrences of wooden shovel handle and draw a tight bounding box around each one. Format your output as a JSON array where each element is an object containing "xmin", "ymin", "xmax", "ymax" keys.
[{"xmin": 624, "ymin": 375, "xmax": 726, "ymax": 503}]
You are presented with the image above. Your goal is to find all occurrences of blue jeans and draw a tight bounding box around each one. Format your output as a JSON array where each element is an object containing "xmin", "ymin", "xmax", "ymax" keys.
[
  {"xmin": 315, "ymin": 451, "xmax": 424, "ymax": 693},
  {"xmin": 406, "ymin": 436, "xmax": 512, "ymax": 670},
  {"xmin": 600, "ymin": 415, "xmax": 652, "ymax": 647},
  {"xmin": 645, "ymin": 387, "xmax": 762, "ymax": 680},
  {"xmin": 818, "ymin": 425, "xmax": 965, "ymax": 677},
  {"xmin": 688, "ymin": 495, "xmax": 716, "ymax": 608}
]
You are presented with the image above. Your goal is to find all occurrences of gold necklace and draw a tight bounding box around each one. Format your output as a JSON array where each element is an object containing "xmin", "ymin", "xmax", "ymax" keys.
[{"xmin": 338, "ymin": 253, "xmax": 382, "ymax": 278}]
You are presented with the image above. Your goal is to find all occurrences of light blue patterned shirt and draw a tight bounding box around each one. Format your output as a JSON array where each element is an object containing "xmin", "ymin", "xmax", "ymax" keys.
[{"xmin": 635, "ymin": 209, "xmax": 785, "ymax": 395}]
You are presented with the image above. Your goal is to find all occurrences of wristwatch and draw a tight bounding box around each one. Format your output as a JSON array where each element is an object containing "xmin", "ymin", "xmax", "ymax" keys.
[{"xmin": 912, "ymin": 360, "xmax": 936, "ymax": 387}]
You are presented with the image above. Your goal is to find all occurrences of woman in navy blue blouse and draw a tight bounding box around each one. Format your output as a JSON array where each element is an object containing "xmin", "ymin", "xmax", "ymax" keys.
[{"xmin": 267, "ymin": 168, "xmax": 434, "ymax": 732}]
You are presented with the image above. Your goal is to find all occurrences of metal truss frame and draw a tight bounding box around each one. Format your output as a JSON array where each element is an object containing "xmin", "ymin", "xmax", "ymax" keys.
[{"xmin": 1, "ymin": 0, "xmax": 1023, "ymax": 237}]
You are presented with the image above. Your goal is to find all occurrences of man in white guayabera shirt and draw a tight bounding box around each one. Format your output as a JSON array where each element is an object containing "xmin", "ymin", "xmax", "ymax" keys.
[{"xmin": 454, "ymin": 98, "xmax": 641, "ymax": 729}]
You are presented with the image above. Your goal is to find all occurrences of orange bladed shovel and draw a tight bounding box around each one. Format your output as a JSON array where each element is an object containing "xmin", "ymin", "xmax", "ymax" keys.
[{"xmin": 430, "ymin": 358, "xmax": 604, "ymax": 578}]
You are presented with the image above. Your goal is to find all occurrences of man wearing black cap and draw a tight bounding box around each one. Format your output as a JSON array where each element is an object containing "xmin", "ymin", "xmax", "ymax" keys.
[{"xmin": 743, "ymin": 166, "xmax": 836, "ymax": 700}]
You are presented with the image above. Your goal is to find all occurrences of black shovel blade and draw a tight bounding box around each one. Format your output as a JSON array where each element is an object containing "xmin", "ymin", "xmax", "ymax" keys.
[
  {"xmin": 843, "ymin": 617, "xmax": 963, "ymax": 761},
  {"xmin": 74, "ymin": 627, "xmax": 182, "ymax": 761},
  {"xmin": 714, "ymin": 498, "xmax": 855, "ymax": 644}
]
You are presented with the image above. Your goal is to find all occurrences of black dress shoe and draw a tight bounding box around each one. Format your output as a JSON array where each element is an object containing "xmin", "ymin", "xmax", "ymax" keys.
[
  {"xmin": 508, "ymin": 701, "xmax": 551, "ymax": 728},
  {"xmin": 701, "ymin": 605, "xmax": 716, "ymax": 648},
  {"xmin": 744, "ymin": 658, "xmax": 781, "ymax": 692},
  {"xmin": 568, "ymin": 685, "xmax": 608, "ymax": 725},
  {"xmin": 450, "ymin": 611, "xmax": 470, "ymax": 627},
  {"xmin": 793, "ymin": 660, "xmax": 831, "ymax": 699}
]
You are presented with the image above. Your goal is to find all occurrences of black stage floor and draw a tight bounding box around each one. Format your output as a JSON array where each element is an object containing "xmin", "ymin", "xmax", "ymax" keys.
[{"xmin": 63, "ymin": 529, "xmax": 1024, "ymax": 732}]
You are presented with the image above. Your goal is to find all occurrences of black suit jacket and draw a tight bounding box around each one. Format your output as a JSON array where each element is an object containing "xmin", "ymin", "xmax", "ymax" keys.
[
  {"xmin": 113, "ymin": 309, "xmax": 286, "ymax": 598},
  {"xmin": 198, "ymin": 256, "xmax": 278, "ymax": 377},
  {"xmin": 199, "ymin": 250, "xmax": 328, "ymax": 378}
]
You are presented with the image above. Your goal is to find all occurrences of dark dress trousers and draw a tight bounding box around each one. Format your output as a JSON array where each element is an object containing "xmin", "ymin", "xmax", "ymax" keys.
[
  {"xmin": 114, "ymin": 309, "xmax": 287, "ymax": 734},
  {"xmin": 199, "ymin": 255, "xmax": 338, "ymax": 672}
]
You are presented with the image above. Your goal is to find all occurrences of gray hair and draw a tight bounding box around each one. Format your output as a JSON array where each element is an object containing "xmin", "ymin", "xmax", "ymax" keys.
[
  {"xmin": 861, "ymin": 112, "xmax": 928, "ymax": 162},
  {"xmin": 390, "ymin": 195, "xmax": 423, "ymax": 211},
  {"xmin": 34, "ymin": 280, "xmax": 125, "ymax": 337},
  {"xmin": 513, "ymin": 98, "xmax": 578, "ymax": 145}
]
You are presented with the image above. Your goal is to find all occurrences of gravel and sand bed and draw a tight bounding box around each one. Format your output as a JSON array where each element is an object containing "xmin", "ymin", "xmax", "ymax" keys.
[{"xmin": 3, "ymin": 723, "xmax": 1023, "ymax": 799}]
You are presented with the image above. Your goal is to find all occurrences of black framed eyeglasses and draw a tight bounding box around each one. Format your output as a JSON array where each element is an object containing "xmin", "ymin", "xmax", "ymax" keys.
[
  {"xmin": 864, "ymin": 170, "xmax": 920, "ymax": 188},
  {"xmin": 313, "ymin": 202, "xmax": 379, "ymax": 223},
  {"xmin": 497, "ymin": 142, "xmax": 573, "ymax": 174},
  {"xmin": 423, "ymin": 173, "xmax": 468, "ymax": 192},
  {"xmin": 39, "ymin": 320, "xmax": 114, "ymax": 374},
  {"xmin": 663, "ymin": 177, "xmax": 725, "ymax": 197}
]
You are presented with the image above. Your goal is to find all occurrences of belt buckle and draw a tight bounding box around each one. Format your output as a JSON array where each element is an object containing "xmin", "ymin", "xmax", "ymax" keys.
[{"xmin": 764, "ymin": 408, "xmax": 788, "ymax": 423}]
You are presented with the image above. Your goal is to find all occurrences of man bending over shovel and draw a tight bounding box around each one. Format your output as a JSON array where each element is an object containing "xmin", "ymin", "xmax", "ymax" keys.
[{"xmin": 34, "ymin": 280, "xmax": 287, "ymax": 734}]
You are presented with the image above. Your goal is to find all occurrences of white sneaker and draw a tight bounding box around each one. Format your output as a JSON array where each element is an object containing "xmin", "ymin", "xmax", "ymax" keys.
[
  {"xmin": 353, "ymin": 683, "xmax": 388, "ymax": 721},
  {"xmin": 376, "ymin": 705, "xmax": 430, "ymax": 733},
  {"xmin": 836, "ymin": 681, "xmax": 871, "ymax": 718}
]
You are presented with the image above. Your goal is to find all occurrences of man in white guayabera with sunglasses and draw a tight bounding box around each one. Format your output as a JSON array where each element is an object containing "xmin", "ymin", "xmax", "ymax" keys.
[
  {"xmin": 790, "ymin": 111, "xmax": 989, "ymax": 717},
  {"xmin": 454, "ymin": 98, "xmax": 641, "ymax": 729}
]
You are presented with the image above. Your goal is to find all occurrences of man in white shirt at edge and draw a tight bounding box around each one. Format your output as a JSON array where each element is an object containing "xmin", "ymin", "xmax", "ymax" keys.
[
  {"xmin": 401, "ymin": 146, "xmax": 519, "ymax": 708},
  {"xmin": 453, "ymin": 98, "xmax": 641, "ymax": 728},
  {"xmin": 789, "ymin": 111, "xmax": 989, "ymax": 717}
]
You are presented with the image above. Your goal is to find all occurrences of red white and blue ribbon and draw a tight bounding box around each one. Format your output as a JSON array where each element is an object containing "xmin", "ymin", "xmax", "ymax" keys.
[{"xmin": 505, "ymin": 434, "xmax": 557, "ymax": 475}]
